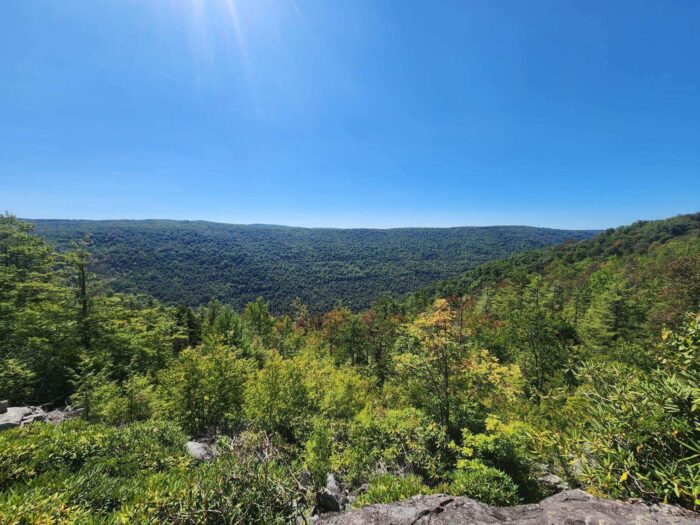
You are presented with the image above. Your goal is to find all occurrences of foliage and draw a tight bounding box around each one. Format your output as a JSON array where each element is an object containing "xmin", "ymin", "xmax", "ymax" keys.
[
  {"xmin": 296, "ymin": 347, "xmax": 372, "ymax": 421},
  {"xmin": 458, "ymin": 418, "xmax": 538, "ymax": 500},
  {"xmin": 158, "ymin": 345, "xmax": 252, "ymax": 435},
  {"xmin": 243, "ymin": 351, "xmax": 311, "ymax": 441},
  {"xmin": 0, "ymin": 358, "xmax": 35, "ymax": 404},
  {"xmin": 87, "ymin": 375, "xmax": 156, "ymax": 425},
  {"xmin": 1, "ymin": 212, "xmax": 699, "ymax": 518},
  {"xmin": 303, "ymin": 419, "xmax": 334, "ymax": 490},
  {"xmin": 32, "ymin": 219, "xmax": 596, "ymax": 312},
  {"xmin": 555, "ymin": 314, "xmax": 700, "ymax": 509},
  {"xmin": 444, "ymin": 460, "xmax": 520, "ymax": 506},
  {"xmin": 353, "ymin": 474, "xmax": 429, "ymax": 507},
  {"xmin": 335, "ymin": 407, "xmax": 451, "ymax": 486},
  {"xmin": 0, "ymin": 419, "xmax": 188, "ymax": 491},
  {"xmin": 120, "ymin": 455, "xmax": 305, "ymax": 524},
  {"xmin": 0, "ymin": 421, "xmax": 306, "ymax": 524}
]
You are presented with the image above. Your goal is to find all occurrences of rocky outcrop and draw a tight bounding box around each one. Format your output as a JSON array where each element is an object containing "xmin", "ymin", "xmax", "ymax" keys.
[
  {"xmin": 0, "ymin": 405, "xmax": 83, "ymax": 431},
  {"xmin": 317, "ymin": 490, "xmax": 699, "ymax": 524}
]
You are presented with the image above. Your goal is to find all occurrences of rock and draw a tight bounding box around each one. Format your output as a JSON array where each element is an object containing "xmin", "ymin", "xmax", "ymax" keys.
[
  {"xmin": 186, "ymin": 440, "xmax": 216, "ymax": 461},
  {"xmin": 0, "ymin": 407, "xmax": 33, "ymax": 430},
  {"xmin": 52, "ymin": 406, "xmax": 84, "ymax": 422},
  {"xmin": 316, "ymin": 474, "xmax": 349, "ymax": 514},
  {"xmin": 537, "ymin": 472, "xmax": 569, "ymax": 493},
  {"xmin": 0, "ymin": 405, "xmax": 84, "ymax": 431},
  {"xmin": 21, "ymin": 413, "xmax": 47, "ymax": 426},
  {"xmin": 317, "ymin": 489, "xmax": 700, "ymax": 524},
  {"xmin": 0, "ymin": 400, "xmax": 7, "ymax": 414},
  {"xmin": 317, "ymin": 491, "xmax": 343, "ymax": 513}
]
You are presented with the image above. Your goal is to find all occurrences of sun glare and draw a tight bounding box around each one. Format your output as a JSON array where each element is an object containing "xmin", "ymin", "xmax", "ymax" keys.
[{"xmin": 170, "ymin": 0, "xmax": 301, "ymax": 71}]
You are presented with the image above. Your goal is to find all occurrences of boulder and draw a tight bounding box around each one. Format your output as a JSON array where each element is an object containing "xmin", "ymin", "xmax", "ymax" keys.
[
  {"xmin": 0, "ymin": 407, "xmax": 33, "ymax": 430},
  {"xmin": 317, "ymin": 489, "xmax": 700, "ymax": 524},
  {"xmin": 186, "ymin": 440, "xmax": 216, "ymax": 461}
]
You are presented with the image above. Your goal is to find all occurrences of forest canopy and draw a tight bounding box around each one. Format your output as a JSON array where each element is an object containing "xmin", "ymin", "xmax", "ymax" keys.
[
  {"xmin": 31, "ymin": 219, "xmax": 597, "ymax": 312},
  {"xmin": 0, "ymin": 212, "xmax": 698, "ymax": 523}
]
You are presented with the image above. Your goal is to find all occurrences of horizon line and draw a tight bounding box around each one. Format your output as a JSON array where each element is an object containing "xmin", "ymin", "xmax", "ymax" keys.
[{"xmin": 21, "ymin": 216, "xmax": 606, "ymax": 232}]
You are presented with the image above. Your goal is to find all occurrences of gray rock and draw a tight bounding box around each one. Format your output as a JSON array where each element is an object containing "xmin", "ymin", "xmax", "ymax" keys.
[
  {"xmin": 0, "ymin": 405, "xmax": 84, "ymax": 431},
  {"xmin": 186, "ymin": 440, "xmax": 216, "ymax": 461},
  {"xmin": 46, "ymin": 406, "xmax": 84, "ymax": 423},
  {"xmin": 316, "ymin": 474, "xmax": 349, "ymax": 514},
  {"xmin": 537, "ymin": 472, "xmax": 569, "ymax": 493},
  {"xmin": 0, "ymin": 400, "xmax": 7, "ymax": 414},
  {"xmin": 317, "ymin": 491, "xmax": 343, "ymax": 513},
  {"xmin": 0, "ymin": 407, "xmax": 33, "ymax": 430},
  {"xmin": 21, "ymin": 413, "xmax": 47, "ymax": 426},
  {"xmin": 317, "ymin": 490, "xmax": 700, "ymax": 524}
]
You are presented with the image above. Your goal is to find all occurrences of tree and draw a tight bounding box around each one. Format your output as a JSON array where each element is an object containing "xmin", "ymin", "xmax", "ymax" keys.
[
  {"xmin": 505, "ymin": 277, "xmax": 575, "ymax": 399},
  {"xmin": 174, "ymin": 304, "xmax": 201, "ymax": 351},
  {"xmin": 321, "ymin": 307, "xmax": 351, "ymax": 358},
  {"xmin": 158, "ymin": 344, "xmax": 252, "ymax": 435},
  {"xmin": 363, "ymin": 296, "xmax": 402, "ymax": 386},
  {"xmin": 580, "ymin": 269, "xmax": 639, "ymax": 354},
  {"xmin": 205, "ymin": 304, "xmax": 246, "ymax": 350},
  {"xmin": 393, "ymin": 299, "xmax": 463, "ymax": 433},
  {"xmin": 243, "ymin": 351, "xmax": 310, "ymax": 441},
  {"xmin": 243, "ymin": 297, "xmax": 274, "ymax": 347},
  {"xmin": 0, "ymin": 214, "xmax": 78, "ymax": 403}
]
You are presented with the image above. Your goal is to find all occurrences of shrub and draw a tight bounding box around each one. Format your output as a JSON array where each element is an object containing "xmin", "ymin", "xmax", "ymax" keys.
[
  {"xmin": 446, "ymin": 460, "xmax": 520, "ymax": 506},
  {"xmin": 303, "ymin": 419, "xmax": 334, "ymax": 490},
  {"xmin": 0, "ymin": 419, "xmax": 189, "ymax": 491},
  {"xmin": 459, "ymin": 418, "xmax": 537, "ymax": 500},
  {"xmin": 158, "ymin": 344, "xmax": 252, "ymax": 435},
  {"xmin": 244, "ymin": 351, "xmax": 310, "ymax": 442},
  {"xmin": 336, "ymin": 407, "xmax": 451, "ymax": 486},
  {"xmin": 354, "ymin": 474, "xmax": 429, "ymax": 507},
  {"xmin": 119, "ymin": 452, "xmax": 306, "ymax": 524},
  {"xmin": 88, "ymin": 375, "xmax": 156, "ymax": 425},
  {"xmin": 556, "ymin": 314, "xmax": 700, "ymax": 510},
  {"xmin": 0, "ymin": 484, "xmax": 92, "ymax": 525},
  {"xmin": 296, "ymin": 348, "xmax": 372, "ymax": 421}
]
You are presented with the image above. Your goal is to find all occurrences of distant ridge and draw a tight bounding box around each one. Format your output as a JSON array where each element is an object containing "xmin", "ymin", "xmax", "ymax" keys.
[
  {"xmin": 31, "ymin": 219, "xmax": 598, "ymax": 312},
  {"xmin": 407, "ymin": 211, "xmax": 700, "ymax": 309}
]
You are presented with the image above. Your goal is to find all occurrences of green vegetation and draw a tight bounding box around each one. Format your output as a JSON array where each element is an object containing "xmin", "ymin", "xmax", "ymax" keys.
[
  {"xmin": 0, "ymin": 422, "xmax": 304, "ymax": 524},
  {"xmin": 0, "ymin": 212, "xmax": 699, "ymax": 522},
  {"xmin": 353, "ymin": 474, "xmax": 429, "ymax": 506},
  {"xmin": 31, "ymin": 219, "xmax": 596, "ymax": 312}
]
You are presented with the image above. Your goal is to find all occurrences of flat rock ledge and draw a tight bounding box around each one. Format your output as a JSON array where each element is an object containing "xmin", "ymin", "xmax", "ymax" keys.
[{"xmin": 317, "ymin": 490, "xmax": 699, "ymax": 525}]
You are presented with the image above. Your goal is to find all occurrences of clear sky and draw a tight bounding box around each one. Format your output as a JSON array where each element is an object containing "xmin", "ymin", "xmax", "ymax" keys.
[{"xmin": 1, "ymin": 0, "xmax": 699, "ymax": 229}]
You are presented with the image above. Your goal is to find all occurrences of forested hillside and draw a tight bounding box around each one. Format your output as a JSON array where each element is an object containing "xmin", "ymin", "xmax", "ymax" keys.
[
  {"xmin": 408, "ymin": 212, "xmax": 700, "ymax": 317},
  {"xmin": 1, "ymin": 212, "xmax": 698, "ymax": 523},
  {"xmin": 31, "ymin": 219, "xmax": 596, "ymax": 312}
]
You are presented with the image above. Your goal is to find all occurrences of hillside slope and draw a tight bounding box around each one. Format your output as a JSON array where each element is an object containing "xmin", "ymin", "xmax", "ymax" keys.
[
  {"xmin": 408, "ymin": 211, "xmax": 700, "ymax": 311},
  {"xmin": 31, "ymin": 219, "xmax": 596, "ymax": 311}
]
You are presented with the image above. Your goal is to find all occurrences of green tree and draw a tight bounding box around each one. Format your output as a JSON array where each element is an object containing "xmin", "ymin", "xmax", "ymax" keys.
[
  {"xmin": 243, "ymin": 351, "xmax": 310, "ymax": 441},
  {"xmin": 393, "ymin": 299, "xmax": 464, "ymax": 433},
  {"xmin": 158, "ymin": 344, "xmax": 252, "ymax": 434},
  {"xmin": 243, "ymin": 297, "xmax": 274, "ymax": 347}
]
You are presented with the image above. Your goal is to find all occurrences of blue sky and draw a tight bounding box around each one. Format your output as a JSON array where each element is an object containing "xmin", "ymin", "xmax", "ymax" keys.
[{"xmin": 1, "ymin": 0, "xmax": 699, "ymax": 229}]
